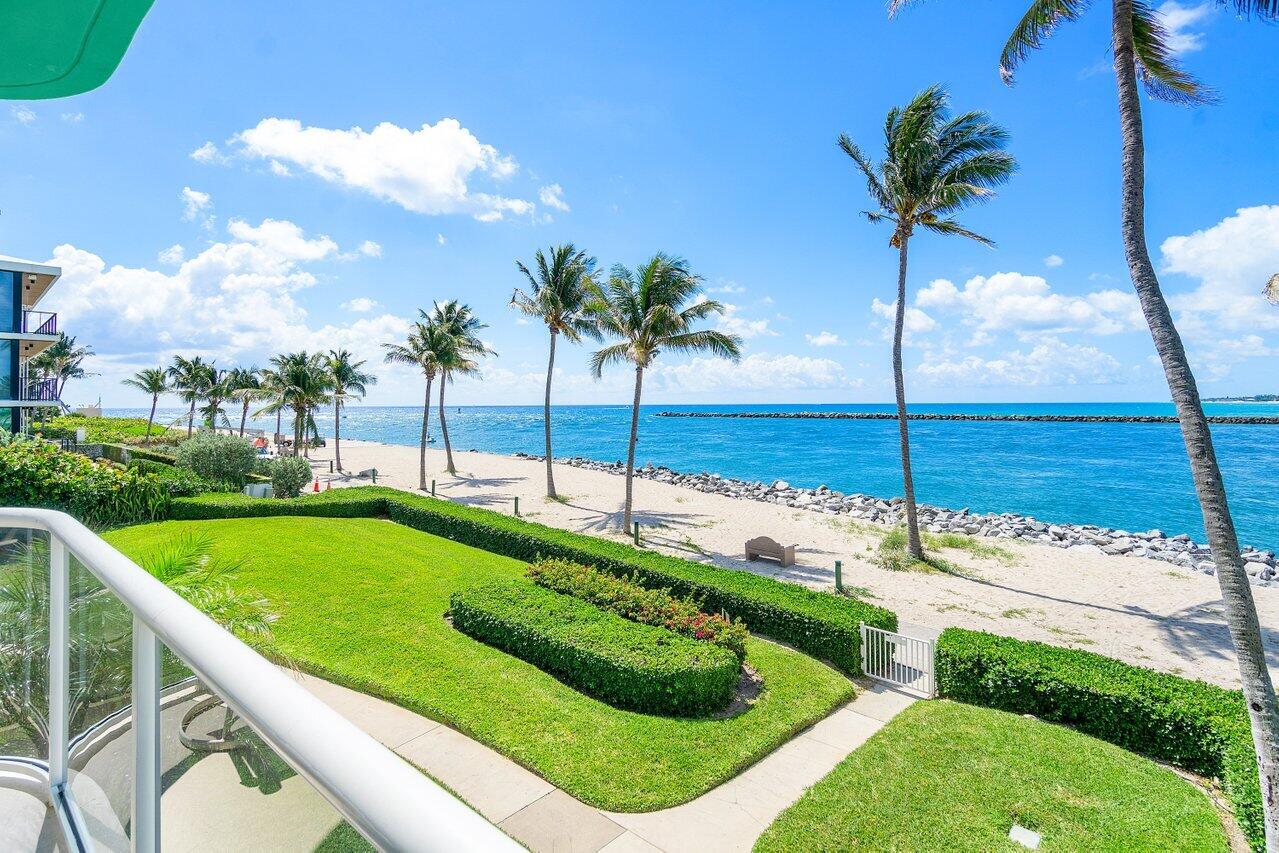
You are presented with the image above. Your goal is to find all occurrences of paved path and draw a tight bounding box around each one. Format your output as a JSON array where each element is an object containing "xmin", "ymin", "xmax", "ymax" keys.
[{"xmin": 291, "ymin": 673, "xmax": 918, "ymax": 852}]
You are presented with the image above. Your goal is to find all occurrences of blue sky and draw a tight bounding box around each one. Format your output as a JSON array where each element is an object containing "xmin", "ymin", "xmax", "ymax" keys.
[{"xmin": 2, "ymin": 0, "xmax": 1276, "ymax": 406}]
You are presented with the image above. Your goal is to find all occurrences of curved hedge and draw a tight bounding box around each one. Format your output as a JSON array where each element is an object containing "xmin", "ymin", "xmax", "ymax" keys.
[
  {"xmin": 171, "ymin": 487, "xmax": 896, "ymax": 673},
  {"xmin": 936, "ymin": 628, "xmax": 1261, "ymax": 850},
  {"xmin": 451, "ymin": 581, "xmax": 739, "ymax": 716}
]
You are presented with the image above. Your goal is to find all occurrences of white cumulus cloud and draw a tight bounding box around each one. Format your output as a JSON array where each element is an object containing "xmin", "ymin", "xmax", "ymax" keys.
[
  {"xmin": 1156, "ymin": 1, "xmax": 1212, "ymax": 55},
  {"xmin": 1044, "ymin": 254, "xmax": 1064, "ymax": 268},
  {"xmin": 342, "ymin": 297, "xmax": 379, "ymax": 313},
  {"xmin": 180, "ymin": 187, "xmax": 212, "ymax": 224},
  {"xmin": 915, "ymin": 272, "xmax": 1142, "ymax": 338},
  {"xmin": 805, "ymin": 331, "xmax": 845, "ymax": 347},
  {"xmin": 715, "ymin": 303, "xmax": 778, "ymax": 340},
  {"xmin": 538, "ymin": 184, "xmax": 569, "ymax": 212},
  {"xmin": 916, "ymin": 338, "xmax": 1127, "ymax": 387}
]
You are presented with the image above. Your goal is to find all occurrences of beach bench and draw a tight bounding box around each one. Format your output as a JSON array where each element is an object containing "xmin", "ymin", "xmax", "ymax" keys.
[{"xmin": 745, "ymin": 536, "xmax": 797, "ymax": 567}]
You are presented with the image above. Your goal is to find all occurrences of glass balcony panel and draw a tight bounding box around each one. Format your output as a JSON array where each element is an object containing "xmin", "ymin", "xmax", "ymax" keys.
[{"xmin": 0, "ymin": 529, "xmax": 51, "ymax": 762}]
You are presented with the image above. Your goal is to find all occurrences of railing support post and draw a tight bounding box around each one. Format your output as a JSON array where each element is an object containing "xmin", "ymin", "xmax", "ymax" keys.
[
  {"xmin": 49, "ymin": 538, "xmax": 69, "ymax": 791},
  {"xmin": 132, "ymin": 620, "xmax": 161, "ymax": 853},
  {"xmin": 858, "ymin": 621, "xmax": 867, "ymax": 677},
  {"xmin": 835, "ymin": 560, "xmax": 843, "ymax": 592}
]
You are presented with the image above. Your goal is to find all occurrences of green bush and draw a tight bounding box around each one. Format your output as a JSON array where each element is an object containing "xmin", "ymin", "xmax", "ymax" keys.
[
  {"xmin": 39, "ymin": 414, "xmax": 158, "ymax": 444},
  {"xmin": 451, "ymin": 581, "xmax": 739, "ymax": 716},
  {"xmin": 175, "ymin": 432, "xmax": 257, "ymax": 487},
  {"xmin": 170, "ymin": 487, "xmax": 896, "ymax": 673},
  {"xmin": 0, "ymin": 437, "xmax": 170, "ymax": 525},
  {"xmin": 121, "ymin": 444, "xmax": 178, "ymax": 465},
  {"xmin": 529, "ymin": 558, "xmax": 749, "ymax": 662},
  {"xmin": 936, "ymin": 627, "xmax": 1261, "ymax": 850},
  {"xmin": 127, "ymin": 458, "xmax": 229, "ymax": 497},
  {"xmin": 268, "ymin": 456, "xmax": 314, "ymax": 498}
]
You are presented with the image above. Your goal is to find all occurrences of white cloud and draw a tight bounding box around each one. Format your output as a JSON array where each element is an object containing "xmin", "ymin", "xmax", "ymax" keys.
[
  {"xmin": 11, "ymin": 106, "xmax": 35, "ymax": 125},
  {"xmin": 1156, "ymin": 1, "xmax": 1212, "ymax": 55},
  {"xmin": 231, "ymin": 117, "xmax": 536, "ymax": 221},
  {"xmin": 61, "ymin": 112, "xmax": 84, "ymax": 124},
  {"xmin": 180, "ymin": 187, "xmax": 212, "ymax": 224},
  {"xmin": 342, "ymin": 297, "xmax": 379, "ymax": 313},
  {"xmin": 916, "ymin": 338, "xmax": 1127, "ymax": 387},
  {"xmin": 348, "ymin": 240, "xmax": 382, "ymax": 259},
  {"xmin": 269, "ymin": 159, "xmax": 291, "ymax": 176},
  {"xmin": 709, "ymin": 280, "xmax": 746, "ymax": 295},
  {"xmin": 715, "ymin": 303, "xmax": 778, "ymax": 340},
  {"xmin": 158, "ymin": 244, "xmax": 185, "ymax": 266},
  {"xmin": 437, "ymin": 233, "xmax": 447, "ymax": 246},
  {"xmin": 915, "ymin": 272, "xmax": 1142, "ymax": 338},
  {"xmin": 805, "ymin": 331, "xmax": 845, "ymax": 347},
  {"xmin": 870, "ymin": 298, "xmax": 937, "ymax": 337},
  {"xmin": 1043, "ymin": 254, "xmax": 1064, "ymax": 268},
  {"xmin": 651, "ymin": 353, "xmax": 859, "ymax": 393},
  {"xmin": 190, "ymin": 141, "xmax": 222, "ymax": 163},
  {"xmin": 538, "ymin": 184, "xmax": 569, "ymax": 212}
]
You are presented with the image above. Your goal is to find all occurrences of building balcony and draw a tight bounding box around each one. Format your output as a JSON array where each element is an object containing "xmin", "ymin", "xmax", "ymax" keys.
[
  {"xmin": 22, "ymin": 311, "xmax": 56, "ymax": 337},
  {"xmin": 19, "ymin": 377, "xmax": 60, "ymax": 402}
]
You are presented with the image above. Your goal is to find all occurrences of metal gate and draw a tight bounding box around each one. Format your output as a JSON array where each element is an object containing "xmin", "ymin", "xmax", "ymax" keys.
[{"xmin": 859, "ymin": 623, "xmax": 936, "ymax": 697}]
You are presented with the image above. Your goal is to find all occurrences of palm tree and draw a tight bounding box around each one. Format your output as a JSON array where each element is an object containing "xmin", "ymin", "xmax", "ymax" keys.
[
  {"xmin": 887, "ymin": 0, "xmax": 1279, "ymax": 840},
  {"xmin": 29, "ymin": 333, "xmax": 94, "ymax": 400},
  {"xmin": 1266, "ymin": 274, "xmax": 1279, "ymax": 306},
  {"xmin": 166, "ymin": 355, "xmax": 215, "ymax": 437},
  {"xmin": 325, "ymin": 350, "xmax": 376, "ymax": 472},
  {"xmin": 270, "ymin": 352, "xmax": 332, "ymax": 457},
  {"xmin": 838, "ymin": 85, "xmax": 1015, "ymax": 561},
  {"xmin": 226, "ymin": 367, "xmax": 263, "ymax": 437},
  {"xmin": 428, "ymin": 301, "xmax": 493, "ymax": 475},
  {"xmin": 589, "ymin": 255, "xmax": 742, "ymax": 531},
  {"xmin": 120, "ymin": 367, "xmax": 167, "ymax": 440},
  {"xmin": 511, "ymin": 244, "xmax": 603, "ymax": 498},
  {"xmin": 254, "ymin": 365, "xmax": 287, "ymax": 444},
  {"xmin": 199, "ymin": 367, "xmax": 231, "ymax": 429},
  {"xmin": 383, "ymin": 321, "xmax": 448, "ymax": 489}
]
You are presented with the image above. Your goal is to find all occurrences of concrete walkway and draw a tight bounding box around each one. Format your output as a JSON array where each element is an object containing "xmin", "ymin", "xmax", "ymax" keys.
[{"xmin": 290, "ymin": 673, "xmax": 918, "ymax": 852}]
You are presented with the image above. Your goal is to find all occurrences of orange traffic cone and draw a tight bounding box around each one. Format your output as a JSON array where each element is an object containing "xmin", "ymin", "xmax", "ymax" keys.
[
  {"xmin": 326, "ymin": 481, "xmax": 332, "ymax": 491},
  {"xmin": 313, "ymin": 478, "xmax": 320, "ymax": 493}
]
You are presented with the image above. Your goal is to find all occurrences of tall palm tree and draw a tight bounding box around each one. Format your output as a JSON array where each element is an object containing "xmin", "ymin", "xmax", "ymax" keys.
[
  {"xmin": 226, "ymin": 367, "xmax": 263, "ymax": 437},
  {"xmin": 383, "ymin": 321, "xmax": 448, "ymax": 489},
  {"xmin": 254, "ymin": 365, "xmax": 287, "ymax": 444},
  {"xmin": 120, "ymin": 367, "xmax": 167, "ymax": 440},
  {"xmin": 888, "ymin": 0, "xmax": 1279, "ymax": 840},
  {"xmin": 199, "ymin": 367, "xmax": 231, "ymax": 429},
  {"xmin": 30, "ymin": 333, "xmax": 94, "ymax": 399},
  {"xmin": 166, "ymin": 355, "xmax": 215, "ymax": 437},
  {"xmin": 838, "ymin": 85, "xmax": 1016, "ymax": 561},
  {"xmin": 325, "ymin": 349, "xmax": 377, "ymax": 472},
  {"xmin": 512, "ymin": 244, "xmax": 603, "ymax": 498},
  {"xmin": 428, "ymin": 301, "xmax": 493, "ymax": 475},
  {"xmin": 270, "ymin": 352, "xmax": 332, "ymax": 457},
  {"xmin": 589, "ymin": 255, "xmax": 742, "ymax": 531}
]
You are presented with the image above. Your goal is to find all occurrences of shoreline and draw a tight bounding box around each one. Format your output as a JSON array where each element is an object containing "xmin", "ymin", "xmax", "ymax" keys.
[{"xmin": 656, "ymin": 410, "xmax": 1279, "ymax": 425}]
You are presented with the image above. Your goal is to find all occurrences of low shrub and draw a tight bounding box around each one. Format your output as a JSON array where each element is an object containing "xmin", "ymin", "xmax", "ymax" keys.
[
  {"xmin": 170, "ymin": 487, "xmax": 895, "ymax": 673},
  {"xmin": 39, "ymin": 414, "xmax": 158, "ymax": 444},
  {"xmin": 175, "ymin": 432, "xmax": 257, "ymax": 487},
  {"xmin": 268, "ymin": 456, "xmax": 314, "ymax": 498},
  {"xmin": 121, "ymin": 444, "xmax": 179, "ymax": 465},
  {"xmin": 529, "ymin": 558, "xmax": 749, "ymax": 661},
  {"xmin": 936, "ymin": 627, "xmax": 1261, "ymax": 850},
  {"xmin": 128, "ymin": 459, "xmax": 230, "ymax": 497},
  {"xmin": 451, "ymin": 581, "xmax": 739, "ymax": 716}
]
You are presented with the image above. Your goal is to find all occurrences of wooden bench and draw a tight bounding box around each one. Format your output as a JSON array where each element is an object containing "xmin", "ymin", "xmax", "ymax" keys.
[{"xmin": 745, "ymin": 536, "xmax": 797, "ymax": 567}]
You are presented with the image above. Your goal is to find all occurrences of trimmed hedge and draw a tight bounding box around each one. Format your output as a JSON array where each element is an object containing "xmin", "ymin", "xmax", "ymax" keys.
[
  {"xmin": 936, "ymin": 628, "xmax": 1262, "ymax": 850},
  {"xmin": 171, "ymin": 487, "xmax": 896, "ymax": 672},
  {"xmin": 451, "ymin": 581, "xmax": 739, "ymax": 716}
]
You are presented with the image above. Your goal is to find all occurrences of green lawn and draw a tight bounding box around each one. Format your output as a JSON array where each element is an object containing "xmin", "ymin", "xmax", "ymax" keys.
[
  {"xmin": 106, "ymin": 516, "xmax": 854, "ymax": 811},
  {"xmin": 756, "ymin": 700, "xmax": 1228, "ymax": 852}
]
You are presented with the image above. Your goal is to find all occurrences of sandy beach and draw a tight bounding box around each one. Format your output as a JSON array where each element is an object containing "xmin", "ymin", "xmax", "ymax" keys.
[{"xmin": 296, "ymin": 436, "xmax": 1279, "ymax": 690}]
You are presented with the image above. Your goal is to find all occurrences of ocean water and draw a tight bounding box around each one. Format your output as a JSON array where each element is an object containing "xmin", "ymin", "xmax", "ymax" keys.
[{"xmin": 110, "ymin": 402, "xmax": 1279, "ymax": 550}]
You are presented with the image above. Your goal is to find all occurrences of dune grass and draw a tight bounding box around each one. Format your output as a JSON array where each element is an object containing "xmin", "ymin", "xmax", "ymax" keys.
[
  {"xmin": 874, "ymin": 526, "xmax": 1015, "ymax": 574},
  {"xmin": 755, "ymin": 700, "xmax": 1228, "ymax": 853},
  {"xmin": 105, "ymin": 516, "xmax": 853, "ymax": 811}
]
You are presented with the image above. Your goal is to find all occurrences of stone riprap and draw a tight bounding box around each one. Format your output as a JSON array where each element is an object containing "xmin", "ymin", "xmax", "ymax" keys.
[
  {"xmin": 514, "ymin": 453, "xmax": 1278, "ymax": 587},
  {"xmin": 655, "ymin": 411, "xmax": 1279, "ymax": 425}
]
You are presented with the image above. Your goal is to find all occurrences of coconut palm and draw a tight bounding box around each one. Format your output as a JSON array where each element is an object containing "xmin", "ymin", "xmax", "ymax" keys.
[
  {"xmin": 199, "ymin": 367, "xmax": 231, "ymax": 429},
  {"xmin": 121, "ymin": 367, "xmax": 168, "ymax": 440},
  {"xmin": 428, "ymin": 301, "xmax": 494, "ymax": 475},
  {"xmin": 270, "ymin": 352, "xmax": 332, "ymax": 457},
  {"xmin": 325, "ymin": 350, "xmax": 377, "ymax": 472},
  {"xmin": 886, "ymin": 0, "xmax": 1279, "ymax": 840},
  {"xmin": 838, "ymin": 85, "xmax": 1016, "ymax": 561},
  {"xmin": 590, "ymin": 255, "xmax": 742, "ymax": 531},
  {"xmin": 166, "ymin": 355, "xmax": 215, "ymax": 437},
  {"xmin": 29, "ymin": 333, "xmax": 94, "ymax": 400},
  {"xmin": 512, "ymin": 245, "xmax": 603, "ymax": 498},
  {"xmin": 383, "ymin": 321, "xmax": 449, "ymax": 489},
  {"xmin": 1266, "ymin": 274, "xmax": 1279, "ymax": 306},
  {"xmin": 226, "ymin": 367, "xmax": 263, "ymax": 437}
]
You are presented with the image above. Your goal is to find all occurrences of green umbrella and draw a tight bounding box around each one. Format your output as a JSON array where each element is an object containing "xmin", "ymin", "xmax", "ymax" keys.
[{"xmin": 0, "ymin": 1, "xmax": 154, "ymax": 100}]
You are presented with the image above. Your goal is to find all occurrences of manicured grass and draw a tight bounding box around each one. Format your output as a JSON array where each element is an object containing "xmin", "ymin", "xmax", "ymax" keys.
[
  {"xmin": 106, "ymin": 516, "xmax": 854, "ymax": 811},
  {"xmin": 755, "ymin": 700, "xmax": 1228, "ymax": 853}
]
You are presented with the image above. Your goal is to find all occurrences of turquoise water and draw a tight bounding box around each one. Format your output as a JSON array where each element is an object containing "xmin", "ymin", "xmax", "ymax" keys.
[{"xmin": 112, "ymin": 402, "xmax": 1279, "ymax": 550}]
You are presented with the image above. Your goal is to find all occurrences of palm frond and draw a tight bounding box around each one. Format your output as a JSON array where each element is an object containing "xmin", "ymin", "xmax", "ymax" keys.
[
  {"xmin": 588, "ymin": 342, "xmax": 634, "ymax": 378},
  {"xmin": 662, "ymin": 330, "xmax": 743, "ymax": 362},
  {"xmin": 1131, "ymin": 0, "xmax": 1216, "ymax": 104},
  {"xmin": 1000, "ymin": 0, "xmax": 1091, "ymax": 83},
  {"xmin": 918, "ymin": 217, "xmax": 997, "ymax": 246}
]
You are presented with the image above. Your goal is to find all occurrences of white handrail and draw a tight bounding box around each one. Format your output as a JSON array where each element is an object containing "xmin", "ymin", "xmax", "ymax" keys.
[{"xmin": 0, "ymin": 507, "xmax": 517, "ymax": 852}]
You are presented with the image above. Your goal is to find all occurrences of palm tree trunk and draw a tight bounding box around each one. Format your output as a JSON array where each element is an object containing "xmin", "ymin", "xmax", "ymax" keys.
[
  {"xmin": 333, "ymin": 398, "xmax": 342, "ymax": 472},
  {"xmin": 187, "ymin": 400, "xmax": 195, "ymax": 437},
  {"xmin": 146, "ymin": 394, "xmax": 157, "ymax": 440},
  {"xmin": 623, "ymin": 365, "xmax": 644, "ymax": 532},
  {"xmin": 419, "ymin": 375, "xmax": 433, "ymax": 490},
  {"xmin": 439, "ymin": 373, "xmax": 456, "ymax": 475},
  {"xmin": 1112, "ymin": 3, "xmax": 1279, "ymax": 844},
  {"xmin": 544, "ymin": 330, "xmax": 558, "ymax": 498},
  {"xmin": 893, "ymin": 235, "xmax": 923, "ymax": 560},
  {"xmin": 239, "ymin": 400, "xmax": 249, "ymax": 437},
  {"xmin": 275, "ymin": 408, "xmax": 282, "ymax": 446},
  {"xmin": 293, "ymin": 408, "xmax": 303, "ymax": 457}
]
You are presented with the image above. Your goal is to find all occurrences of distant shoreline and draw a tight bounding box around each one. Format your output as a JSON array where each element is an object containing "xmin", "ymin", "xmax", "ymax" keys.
[{"xmin": 656, "ymin": 411, "xmax": 1279, "ymax": 425}]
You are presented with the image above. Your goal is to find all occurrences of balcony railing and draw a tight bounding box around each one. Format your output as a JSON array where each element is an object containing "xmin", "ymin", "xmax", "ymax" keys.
[
  {"xmin": 19, "ymin": 377, "xmax": 60, "ymax": 401},
  {"xmin": 21, "ymin": 310, "xmax": 56, "ymax": 336},
  {"xmin": 0, "ymin": 507, "xmax": 518, "ymax": 852}
]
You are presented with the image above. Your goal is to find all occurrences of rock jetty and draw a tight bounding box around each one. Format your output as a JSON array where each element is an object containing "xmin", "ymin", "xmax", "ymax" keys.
[
  {"xmin": 656, "ymin": 411, "xmax": 1279, "ymax": 425},
  {"xmin": 514, "ymin": 452, "xmax": 1278, "ymax": 587}
]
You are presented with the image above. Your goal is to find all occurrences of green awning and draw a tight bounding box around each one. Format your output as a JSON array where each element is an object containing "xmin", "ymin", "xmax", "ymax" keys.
[{"xmin": 0, "ymin": 1, "xmax": 154, "ymax": 100}]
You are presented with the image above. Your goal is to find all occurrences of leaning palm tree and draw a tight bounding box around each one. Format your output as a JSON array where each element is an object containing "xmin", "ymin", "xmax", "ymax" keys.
[
  {"xmin": 428, "ymin": 301, "xmax": 493, "ymax": 475},
  {"xmin": 511, "ymin": 244, "xmax": 603, "ymax": 498},
  {"xmin": 29, "ymin": 333, "xmax": 94, "ymax": 400},
  {"xmin": 325, "ymin": 349, "xmax": 376, "ymax": 472},
  {"xmin": 590, "ymin": 255, "xmax": 742, "ymax": 531},
  {"xmin": 166, "ymin": 355, "xmax": 215, "ymax": 437},
  {"xmin": 226, "ymin": 367, "xmax": 263, "ymax": 437},
  {"xmin": 120, "ymin": 367, "xmax": 167, "ymax": 440},
  {"xmin": 383, "ymin": 320, "xmax": 448, "ymax": 489},
  {"xmin": 887, "ymin": 0, "xmax": 1279, "ymax": 841},
  {"xmin": 839, "ymin": 85, "xmax": 1016, "ymax": 561}
]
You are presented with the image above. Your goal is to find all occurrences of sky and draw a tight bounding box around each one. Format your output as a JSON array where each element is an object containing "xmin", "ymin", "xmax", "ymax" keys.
[{"xmin": 1, "ymin": 0, "xmax": 1276, "ymax": 407}]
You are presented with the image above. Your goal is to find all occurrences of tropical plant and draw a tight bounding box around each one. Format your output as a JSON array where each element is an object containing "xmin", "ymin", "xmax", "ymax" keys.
[
  {"xmin": 325, "ymin": 350, "xmax": 376, "ymax": 472},
  {"xmin": 589, "ymin": 255, "xmax": 741, "ymax": 530},
  {"xmin": 269, "ymin": 352, "xmax": 332, "ymax": 457},
  {"xmin": 383, "ymin": 321, "xmax": 447, "ymax": 489},
  {"xmin": 198, "ymin": 367, "xmax": 231, "ymax": 429},
  {"xmin": 267, "ymin": 455, "xmax": 313, "ymax": 498},
  {"xmin": 838, "ymin": 85, "xmax": 1016, "ymax": 561},
  {"xmin": 1266, "ymin": 274, "xmax": 1279, "ymax": 306},
  {"xmin": 120, "ymin": 367, "xmax": 168, "ymax": 440},
  {"xmin": 511, "ymin": 244, "xmax": 603, "ymax": 498},
  {"xmin": 427, "ymin": 301, "xmax": 493, "ymax": 475},
  {"xmin": 175, "ymin": 432, "xmax": 257, "ymax": 487},
  {"xmin": 166, "ymin": 355, "xmax": 215, "ymax": 438},
  {"xmin": 886, "ymin": 0, "xmax": 1279, "ymax": 841},
  {"xmin": 29, "ymin": 333, "xmax": 95, "ymax": 400},
  {"xmin": 226, "ymin": 367, "xmax": 263, "ymax": 437}
]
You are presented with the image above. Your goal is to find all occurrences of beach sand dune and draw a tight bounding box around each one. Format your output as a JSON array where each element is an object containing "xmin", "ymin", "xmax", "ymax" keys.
[{"xmin": 302, "ymin": 437, "xmax": 1279, "ymax": 690}]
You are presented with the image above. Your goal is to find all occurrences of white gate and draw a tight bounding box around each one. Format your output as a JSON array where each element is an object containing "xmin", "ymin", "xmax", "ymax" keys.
[{"xmin": 860, "ymin": 623, "xmax": 936, "ymax": 697}]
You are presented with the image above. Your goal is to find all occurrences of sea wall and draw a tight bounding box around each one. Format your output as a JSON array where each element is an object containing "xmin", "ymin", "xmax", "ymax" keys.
[
  {"xmin": 656, "ymin": 411, "xmax": 1279, "ymax": 425},
  {"xmin": 514, "ymin": 453, "xmax": 1279, "ymax": 587}
]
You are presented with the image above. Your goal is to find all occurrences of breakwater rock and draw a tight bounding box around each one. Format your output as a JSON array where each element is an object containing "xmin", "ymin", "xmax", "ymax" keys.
[
  {"xmin": 655, "ymin": 411, "xmax": 1279, "ymax": 425},
  {"xmin": 514, "ymin": 452, "xmax": 1278, "ymax": 587}
]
